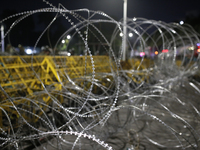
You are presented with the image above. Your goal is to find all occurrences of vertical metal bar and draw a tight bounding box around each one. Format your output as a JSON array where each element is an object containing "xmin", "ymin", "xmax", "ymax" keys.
[
  {"xmin": 1, "ymin": 25, "xmax": 5, "ymax": 53},
  {"xmin": 122, "ymin": 0, "xmax": 127, "ymax": 61}
]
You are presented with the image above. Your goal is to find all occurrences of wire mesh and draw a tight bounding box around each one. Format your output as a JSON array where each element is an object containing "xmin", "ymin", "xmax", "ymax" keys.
[{"xmin": 0, "ymin": 0, "xmax": 200, "ymax": 149}]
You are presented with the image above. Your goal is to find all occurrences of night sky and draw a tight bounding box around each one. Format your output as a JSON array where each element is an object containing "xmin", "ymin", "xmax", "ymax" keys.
[
  {"xmin": 1, "ymin": 0, "xmax": 200, "ymax": 23},
  {"xmin": 0, "ymin": 0, "xmax": 200, "ymax": 47}
]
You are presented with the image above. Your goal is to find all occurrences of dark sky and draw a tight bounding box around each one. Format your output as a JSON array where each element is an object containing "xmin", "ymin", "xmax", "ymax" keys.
[
  {"xmin": 0, "ymin": 0, "xmax": 200, "ymax": 23},
  {"xmin": 0, "ymin": 0, "xmax": 200, "ymax": 47}
]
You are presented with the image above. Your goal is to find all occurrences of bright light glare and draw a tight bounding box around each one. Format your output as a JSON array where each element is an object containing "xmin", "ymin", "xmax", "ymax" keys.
[
  {"xmin": 133, "ymin": 17, "xmax": 137, "ymax": 21},
  {"xmin": 129, "ymin": 32, "xmax": 133, "ymax": 37},
  {"xmin": 140, "ymin": 52, "xmax": 145, "ymax": 57},
  {"xmin": 25, "ymin": 48, "xmax": 32, "ymax": 54},
  {"xmin": 197, "ymin": 49, "xmax": 200, "ymax": 53},
  {"xmin": 62, "ymin": 40, "xmax": 65, "ymax": 44},
  {"xmin": 67, "ymin": 35, "xmax": 71, "ymax": 39},
  {"xmin": 189, "ymin": 46, "xmax": 194, "ymax": 51},
  {"xmin": 179, "ymin": 21, "xmax": 184, "ymax": 25},
  {"xmin": 119, "ymin": 32, "xmax": 123, "ymax": 37},
  {"xmin": 155, "ymin": 51, "xmax": 158, "ymax": 55}
]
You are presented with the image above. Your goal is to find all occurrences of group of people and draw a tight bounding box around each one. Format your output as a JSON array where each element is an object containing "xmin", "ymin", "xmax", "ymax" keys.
[
  {"xmin": 3, "ymin": 44, "xmax": 76, "ymax": 56},
  {"xmin": 4, "ymin": 44, "xmax": 52, "ymax": 55},
  {"xmin": 5, "ymin": 44, "xmax": 25, "ymax": 55}
]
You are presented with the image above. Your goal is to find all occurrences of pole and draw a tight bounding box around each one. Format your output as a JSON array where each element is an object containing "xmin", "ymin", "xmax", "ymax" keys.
[
  {"xmin": 122, "ymin": 0, "xmax": 127, "ymax": 61},
  {"xmin": 1, "ymin": 25, "xmax": 5, "ymax": 53}
]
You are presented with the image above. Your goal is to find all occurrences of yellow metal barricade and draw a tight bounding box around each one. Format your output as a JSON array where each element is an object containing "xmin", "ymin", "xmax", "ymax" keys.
[{"xmin": 0, "ymin": 55, "xmax": 112, "ymax": 128}]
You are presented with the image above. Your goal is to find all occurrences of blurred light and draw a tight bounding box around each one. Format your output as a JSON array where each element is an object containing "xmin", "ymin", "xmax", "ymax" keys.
[
  {"xmin": 197, "ymin": 43, "xmax": 200, "ymax": 48},
  {"xmin": 129, "ymin": 32, "xmax": 133, "ymax": 37},
  {"xmin": 188, "ymin": 46, "xmax": 194, "ymax": 50},
  {"xmin": 197, "ymin": 49, "xmax": 200, "ymax": 53},
  {"xmin": 133, "ymin": 17, "xmax": 137, "ymax": 21},
  {"xmin": 58, "ymin": 51, "xmax": 71, "ymax": 56},
  {"xmin": 179, "ymin": 21, "xmax": 184, "ymax": 25},
  {"xmin": 140, "ymin": 52, "xmax": 145, "ymax": 57},
  {"xmin": 25, "ymin": 48, "xmax": 32, "ymax": 54},
  {"xmin": 119, "ymin": 32, "xmax": 123, "ymax": 37},
  {"xmin": 67, "ymin": 52, "xmax": 71, "ymax": 56},
  {"xmin": 67, "ymin": 35, "xmax": 71, "ymax": 39},
  {"xmin": 155, "ymin": 51, "xmax": 158, "ymax": 55},
  {"xmin": 62, "ymin": 40, "xmax": 65, "ymax": 44},
  {"xmin": 162, "ymin": 49, "xmax": 169, "ymax": 53}
]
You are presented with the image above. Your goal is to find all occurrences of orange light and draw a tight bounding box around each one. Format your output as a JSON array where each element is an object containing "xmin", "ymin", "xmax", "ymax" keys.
[
  {"xmin": 197, "ymin": 49, "xmax": 200, "ymax": 53},
  {"xmin": 155, "ymin": 51, "xmax": 158, "ymax": 55}
]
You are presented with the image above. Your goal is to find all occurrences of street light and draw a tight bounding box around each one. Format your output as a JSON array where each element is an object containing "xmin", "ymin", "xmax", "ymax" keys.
[
  {"xmin": 179, "ymin": 20, "xmax": 184, "ymax": 25},
  {"xmin": 122, "ymin": 0, "xmax": 127, "ymax": 61},
  {"xmin": 67, "ymin": 35, "xmax": 71, "ymax": 40},
  {"xmin": 129, "ymin": 32, "xmax": 133, "ymax": 37}
]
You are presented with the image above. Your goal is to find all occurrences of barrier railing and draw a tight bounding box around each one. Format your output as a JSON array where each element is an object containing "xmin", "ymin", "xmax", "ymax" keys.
[
  {"xmin": 0, "ymin": 55, "xmax": 112, "ymax": 128},
  {"xmin": 0, "ymin": 55, "xmax": 154, "ymax": 128}
]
